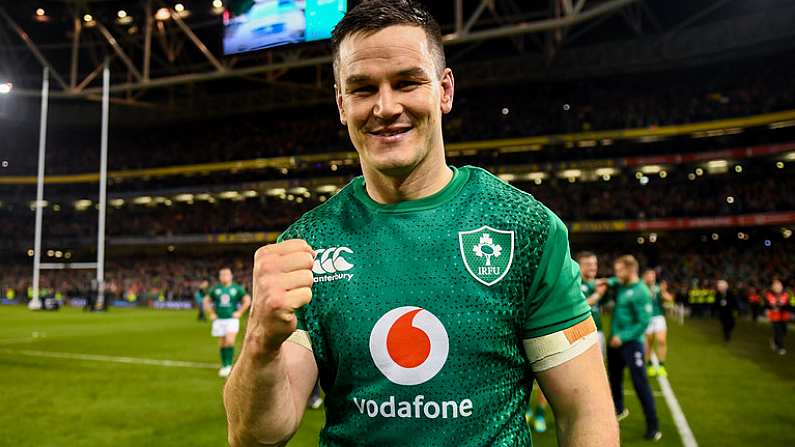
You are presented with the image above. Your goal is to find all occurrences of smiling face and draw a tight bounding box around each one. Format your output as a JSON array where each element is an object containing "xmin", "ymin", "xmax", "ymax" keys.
[
  {"xmin": 335, "ymin": 25, "xmax": 454, "ymax": 178},
  {"xmin": 578, "ymin": 255, "xmax": 598, "ymax": 280}
]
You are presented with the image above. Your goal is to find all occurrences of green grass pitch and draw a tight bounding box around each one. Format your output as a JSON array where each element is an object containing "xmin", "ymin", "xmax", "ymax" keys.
[{"xmin": 0, "ymin": 305, "xmax": 793, "ymax": 446}]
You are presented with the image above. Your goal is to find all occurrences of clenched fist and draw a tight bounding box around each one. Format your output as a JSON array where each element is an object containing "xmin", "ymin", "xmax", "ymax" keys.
[{"xmin": 250, "ymin": 239, "xmax": 315, "ymax": 355}]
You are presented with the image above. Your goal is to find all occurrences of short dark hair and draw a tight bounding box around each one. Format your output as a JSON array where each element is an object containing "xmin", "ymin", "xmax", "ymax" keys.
[
  {"xmin": 331, "ymin": 0, "xmax": 445, "ymax": 83},
  {"xmin": 576, "ymin": 251, "xmax": 596, "ymax": 261}
]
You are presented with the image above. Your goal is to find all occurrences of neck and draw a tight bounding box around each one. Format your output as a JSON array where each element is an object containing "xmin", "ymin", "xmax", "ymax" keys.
[
  {"xmin": 624, "ymin": 275, "xmax": 639, "ymax": 284},
  {"xmin": 362, "ymin": 151, "xmax": 452, "ymax": 204}
]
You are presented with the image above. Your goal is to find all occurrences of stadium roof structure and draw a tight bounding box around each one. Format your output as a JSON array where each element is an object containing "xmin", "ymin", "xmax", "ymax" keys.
[{"xmin": 1, "ymin": 0, "xmax": 794, "ymax": 112}]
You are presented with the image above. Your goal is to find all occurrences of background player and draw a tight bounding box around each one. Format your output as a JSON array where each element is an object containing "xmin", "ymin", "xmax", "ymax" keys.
[
  {"xmin": 643, "ymin": 269, "xmax": 674, "ymax": 377},
  {"xmin": 195, "ymin": 279, "xmax": 209, "ymax": 321},
  {"xmin": 577, "ymin": 251, "xmax": 608, "ymax": 357},
  {"xmin": 766, "ymin": 278, "xmax": 789, "ymax": 355},
  {"xmin": 204, "ymin": 268, "xmax": 251, "ymax": 377},
  {"xmin": 607, "ymin": 255, "xmax": 661, "ymax": 441}
]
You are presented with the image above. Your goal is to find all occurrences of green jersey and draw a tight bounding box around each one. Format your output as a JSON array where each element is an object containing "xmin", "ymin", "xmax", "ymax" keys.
[
  {"xmin": 648, "ymin": 284, "xmax": 664, "ymax": 317},
  {"xmin": 207, "ymin": 283, "xmax": 246, "ymax": 319},
  {"xmin": 280, "ymin": 166, "xmax": 590, "ymax": 446},
  {"xmin": 580, "ymin": 279, "xmax": 603, "ymax": 331},
  {"xmin": 610, "ymin": 280, "xmax": 653, "ymax": 344}
]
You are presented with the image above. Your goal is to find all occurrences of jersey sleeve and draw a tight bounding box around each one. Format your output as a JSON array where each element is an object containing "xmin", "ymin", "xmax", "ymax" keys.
[
  {"xmin": 616, "ymin": 286, "xmax": 653, "ymax": 342},
  {"xmin": 521, "ymin": 208, "xmax": 591, "ymax": 339}
]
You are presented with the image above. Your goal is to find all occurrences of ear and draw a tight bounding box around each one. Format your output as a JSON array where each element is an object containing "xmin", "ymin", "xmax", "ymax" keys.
[
  {"xmin": 335, "ymin": 83, "xmax": 347, "ymax": 126},
  {"xmin": 439, "ymin": 68, "xmax": 455, "ymax": 115}
]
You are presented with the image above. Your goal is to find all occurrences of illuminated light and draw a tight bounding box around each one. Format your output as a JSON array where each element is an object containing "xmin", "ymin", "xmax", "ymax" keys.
[
  {"xmin": 600, "ymin": 139, "xmax": 613, "ymax": 146},
  {"xmin": 776, "ymin": 161, "xmax": 785, "ymax": 169},
  {"xmin": 242, "ymin": 190, "xmax": 258, "ymax": 198},
  {"xmin": 168, "ymin": 245, "xmax": 175, "ymax": 252},
  {"xmin": 133, "ymin": 196, "xmax": 153, "ymax": 205},
  {"xmin": 688, "ymin": 173, "xmax": 696, "ymax": 180},
  {"xmin": 207, "ymin": 197, "xmax": 216, "ymax": 204},
  {"xmin": 280, "ymin": 168, "xmax": 289, "ymax": 175},
  {"xmin": 600, "ymin": 174, "xmax": 611, "ymax": 181},
  {"xmin": 36, "ymin": 8, "xmax": 45, "ymax": 16},
  {"xmin": 75, "ymin": 199, "xmax": 92, "ymax": 209},
  {"xmin": 0, "ymin": 82, "xmax": 12, "ymax": 94},
  {"xmin": 734, "ymin": 165, "xmax": 742, "ymax": 173},
  {"xmin": 711, "ymin": 233, "xmax": 719, "ymax": 241},
  {"xmin": 296, "ymin": 197, "xmax": 304, "ymax": 204},
  {"xmin": 47, "ymin": 250, "xmax": 54, "ymax": 257},
  {"xmin": 637, "ymin": 237, "xmax": 645, "ymax": 245},
  {"xmin": 764, "ymin": 239, "xmax": 772, "ymax": 247},
  {"xmin": 303, "ymin": 192, "xmax": 311, "ymax": 198},
  {"xmin": 695, "ymin": 168, "xmax": 704, "ymax": 176},
  {"xmin": 278, "ymin": 194, "xmax": 286, "ymax": 200},
  {"xmin": 266, "ymin": 188, "xmax": 286, "ymax": 196},
  {"xmin": 287, "ymin": 194, "xmax": 295, "ymax": 201},
  {"xmin": 1, "ymin": 160, "xmax": 7, "ymax": 167},
  {"xmin": 649, "ymin": 233, "xmax": 658, "ymax": 243},
  {"xmin": 707, "ymin": 160, "xmax": 728, "ymax": 169},
  {"xmin": 110, "ymin": 198, "xmax": 125, "ymax": 207},
  {"xmin": 175, "ymin": 193, "xmax": 194, "ymax": 202},
  {"xmin": 635, "ymin": 172, "xmax": 643, "ymax": 179},
  {"xmin": 595, "ymin": 168, "xmax": 617, "ymax": 177},
  {"xmin": 83, "ymin": 14, "xmax": 93, "ymax": 23},
  {"xmin": 639, "ymin": 176, "xmax": 649, "ymax": 186},
  {"xmin": 534, "ymin": 178, "xmax": 542, "ymax": 185},
  {"xmin": 153, "ymin": 196, "xmax": 168, "ymax": 204},
  {"xmin": 117, "ymin": 10, "xmax": 127, "ymax": 18},
  {"xmin": 155, "ymin": 8, "xmax": 171, "ymax": 20},
  {"xmin": 319, "ymin": 196, "xmax": 327, "ymax": 203},
  {"xmin": 213, "ymin": 0, "xmax": 224, "ymax": 8},
  {"xmin": 175, "ymin": 3, "xmax": 185, "ymax": 12},
  {"xmin": 164, "ymin": 199, "xmax": 173, "ymax": 206},
  {"xmin": 568, "ymin": 177, "xmax": 576, "ymax": 183},
  {"xmin": 782, "ymin": 228, "xmax": 792, "ymax": 239},
  {"xmin": 640, "ymin": 165, "xmax": 662, "ymax": 175},
  {"xmin": 726, "ymin": 196, "xmax": 735, "ymax": 204},
  {"xmin": 65, "ymin": 252, "xmax": 72, "ymax": 259},
  {"xmin": 52, "ymin": 204, "xmax": 61, "ymax": 212},
  {"xmin": 526, "ymin": 172, "xmax": 547, "ymax": 181},
  {"xmin": 659, "ymin": 170, "xmax": 668, "ymax": 178},
  {"xmin": 55, "ymin": 251, "xmax": 63, "ymax": 258},
  {"xmin": 195, "ymin": 193, "xmax": 212, "ymax": 201},
  {"xmin": 501, "ymin": 107, "xmax": 509, "ymax": 116},
  {"xmin": 562, "ymin": 104, "xmax": 570, "ymax": 111},
  {"xmin": 577, "ymin": 140, "xmax": 597, "ymax": 148},
  {"xmin": 288, "ymin": 187, "xmax": 308, "ymax": 195},
  {"xmin": 768, "ymin": 120, "xmax": 795, "ymax": 129},
  {"xmin": 560, "ymin": 169, "xmax": 581, "ymax": 178},
  {"xmin": 498, "ymin": 174, "xmax": 516, "ymax": 182},
  {"xmin": 316, "ymin": 185, "xmax": 338, "ymax": 194},
  {"xmin": 218, "ymin": 191, "xmax": 240, "ymax": 199},
  {"xmin": 330, "ymin": 164, "xmax": 338, "ymax": 171},
  {"xmin": 637, "ymin": 136, "xmax": 666, "ymax": 143},
  {"xmin": 27, "ymin": 249, "xmax": 34, "ymax": 257}
]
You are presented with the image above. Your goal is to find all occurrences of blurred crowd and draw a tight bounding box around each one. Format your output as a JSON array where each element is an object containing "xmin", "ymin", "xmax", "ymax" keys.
[
  {"xmin": 2, "ymin": 170, "xmax": 792, "ymax": 241},
  {"xmin": 3, "ymin": 55, "xmax": 795, "ymax": 175}
]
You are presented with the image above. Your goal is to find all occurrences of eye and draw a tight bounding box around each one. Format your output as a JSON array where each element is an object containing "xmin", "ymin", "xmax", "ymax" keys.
[
  {"xmin": 351, "ymin": 86, "xmax": 376, "ymax": 95},
  {"xmin": 396, "ymin": 80, "xmax": 420, "ymax": 90}
]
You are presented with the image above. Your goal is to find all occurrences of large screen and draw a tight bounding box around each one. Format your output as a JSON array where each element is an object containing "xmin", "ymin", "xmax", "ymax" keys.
[{"xmin": 223, "ymin": 0, "xmax": 347, "ymax": 55}]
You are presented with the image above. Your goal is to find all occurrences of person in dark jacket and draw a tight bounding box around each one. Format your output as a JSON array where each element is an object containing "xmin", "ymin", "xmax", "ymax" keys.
[{"xmin": 714, "ymin": 280, "xmax": 738, "ymax": 342}]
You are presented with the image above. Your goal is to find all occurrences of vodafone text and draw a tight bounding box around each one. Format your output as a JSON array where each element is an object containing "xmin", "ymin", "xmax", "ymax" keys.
[{"xmin": 352, "ymin": 395, "xmax": 473, "ymax": 419}]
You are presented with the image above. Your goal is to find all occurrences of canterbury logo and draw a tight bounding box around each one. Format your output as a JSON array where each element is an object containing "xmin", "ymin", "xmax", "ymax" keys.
[{"xmin": 313, "ymin": 247, "xmax": 354, "ymax": 274}]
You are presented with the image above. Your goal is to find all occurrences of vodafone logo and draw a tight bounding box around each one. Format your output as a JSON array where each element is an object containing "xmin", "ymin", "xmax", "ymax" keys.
[{"xmin": 369, "ymin": 306, "xmax": 449, "ymax": 386}]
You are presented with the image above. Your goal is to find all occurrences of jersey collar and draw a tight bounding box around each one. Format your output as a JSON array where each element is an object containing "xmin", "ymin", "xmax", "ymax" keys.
[{"xmin": 352, "ymin": 166, "xmax": 470, "ymax": 213}]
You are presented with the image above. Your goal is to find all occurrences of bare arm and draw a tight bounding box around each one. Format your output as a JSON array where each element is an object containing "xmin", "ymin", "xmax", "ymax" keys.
[
  {"xmin": 225, "ymin": 332, "xmax": 318, "ymax": 447},
  {"xmin": 536, "ymin": 344, "xmax": 619, "ymax": 447},
  {"xmin": 223, "ymin": 240, "xmax": 317, "ymax": 447},
  {"xmin": 233, "ymin": 295, "xmax": 252, "ymax": 319},
  {"xmin": 203, "ymin": 296, "xmax": 217, "ymax": 320}
]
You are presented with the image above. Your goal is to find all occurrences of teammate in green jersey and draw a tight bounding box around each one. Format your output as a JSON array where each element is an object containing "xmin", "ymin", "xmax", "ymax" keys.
[
  {"xmin": 577, "ymin": 251, "xmax": 608, "ymax": 358},
  {"xmin": 607, "ymin": 256, "xmax": 661, "ymax": 441},
  {"xmin": 642, "ymin": 269, "xmax": 674, "ymax": 378},
  {"xmin": 204, "ymin": 268, "xmax": 251, "ymax": 378},
  {"xmin": 224, "ymin": 2, "xmax": 617, "ymax": 446}
]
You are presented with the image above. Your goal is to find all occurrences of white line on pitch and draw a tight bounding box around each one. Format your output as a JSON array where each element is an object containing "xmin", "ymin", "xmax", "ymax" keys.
[
  {"xmin": 657, "ymin": 374, "xmax": 698, "ymax": 447},
  {"xmin": 0, "ymin": 338, "xmax": 36, "ymax": 345},
  {"xmin": 0, "ymin": 348, "xmax": 217, "ymax": 369}
]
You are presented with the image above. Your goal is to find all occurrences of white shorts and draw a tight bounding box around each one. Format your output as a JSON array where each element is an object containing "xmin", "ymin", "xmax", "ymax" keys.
[
  {"xmin": 645, "ymin": 315, "xmax": 667, "ymax": 335},
  {"xmin": 212, "ymin": 318, "xmax": 240, "ymax": 337}
]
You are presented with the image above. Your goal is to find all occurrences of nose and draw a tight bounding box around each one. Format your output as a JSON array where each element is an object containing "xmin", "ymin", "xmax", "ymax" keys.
[{"xmin": 372, "ymin": 85, "xmax": 403, "ymax": 120}]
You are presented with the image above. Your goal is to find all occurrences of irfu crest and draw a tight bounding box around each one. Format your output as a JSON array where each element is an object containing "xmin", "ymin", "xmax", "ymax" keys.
[{"xmin": 458, "ymin": 226, "xmax": 515, "ymax": 286}]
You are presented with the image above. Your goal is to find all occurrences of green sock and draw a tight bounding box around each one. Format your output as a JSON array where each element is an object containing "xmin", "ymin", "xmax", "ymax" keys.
[
  {"xmin": 222, "ymin": 347, "xmax": 235, "ymax": 367},
  {"xmin": 659, "ymin": 361, "xmax": 665, "ymax": 367}
]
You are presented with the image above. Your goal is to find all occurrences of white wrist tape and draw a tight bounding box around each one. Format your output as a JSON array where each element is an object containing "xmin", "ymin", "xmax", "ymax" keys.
[{"xmin": 285, "ymin": 329, "xmax": 313, "ymax": 352}]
